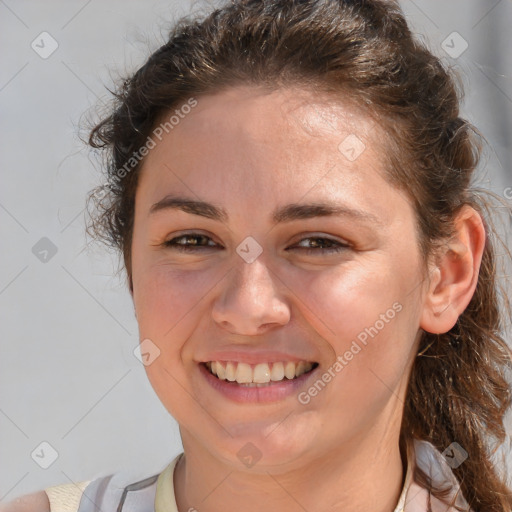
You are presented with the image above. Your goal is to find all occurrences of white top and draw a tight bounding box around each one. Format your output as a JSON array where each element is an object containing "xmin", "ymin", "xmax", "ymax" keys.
[{"xmin": 44, "ymin": 438, "xmax": 472, "ymax": 512}]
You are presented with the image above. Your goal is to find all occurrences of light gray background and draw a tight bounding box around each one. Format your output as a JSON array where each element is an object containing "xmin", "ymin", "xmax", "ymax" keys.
[{"xmin": 1, "ymin": 0, "xmax": 511, "ymax": 501}]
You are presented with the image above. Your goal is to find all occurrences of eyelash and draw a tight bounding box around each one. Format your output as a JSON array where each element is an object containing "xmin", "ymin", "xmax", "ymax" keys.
[{"xmin": 162, "ymin": 233, "xmax": 350, "ymax": 255}]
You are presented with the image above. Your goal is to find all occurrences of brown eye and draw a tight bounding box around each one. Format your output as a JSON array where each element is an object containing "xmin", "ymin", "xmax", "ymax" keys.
[
  {"xmin": 290, "ymin": 237, "xmax": 350, "ymax": 255},
  {"xmin": 163, "ymin": 233, "xmax": 219, "ymax": 252}
]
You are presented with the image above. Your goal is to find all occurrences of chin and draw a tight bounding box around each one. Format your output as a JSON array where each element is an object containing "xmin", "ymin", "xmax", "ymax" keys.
[{"xmin": 197, "ymin": 419, "xmax": 320, "ymax": 472}]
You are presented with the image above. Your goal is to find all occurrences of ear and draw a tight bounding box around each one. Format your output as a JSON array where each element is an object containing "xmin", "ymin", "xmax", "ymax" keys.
[{"xmin": 420, "ymin": 205, "xmax": 486, "ymax": 334}]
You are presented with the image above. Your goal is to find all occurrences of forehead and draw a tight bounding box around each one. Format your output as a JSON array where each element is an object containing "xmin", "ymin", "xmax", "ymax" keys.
[
  {"xmin": 132, "ymin": 85, "xmax": 417, "ymax": 237},
  {"xmin": 161, "ymin": 85, "xmax": 378, "ymax": 152},
  {"xmin": 138, "ymin": 85, "xmax": 388, "ymax": 191}
]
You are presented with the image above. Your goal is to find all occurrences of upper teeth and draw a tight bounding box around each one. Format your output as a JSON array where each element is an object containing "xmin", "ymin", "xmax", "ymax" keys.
[{"xmin": 206, "ymin": 361, "xmax": 314, "ymax": 384}]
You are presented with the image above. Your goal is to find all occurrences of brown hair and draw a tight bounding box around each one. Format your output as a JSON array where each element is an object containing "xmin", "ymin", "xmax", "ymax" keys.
[{"xmin": 86, "ymin": 0, "xmax": 512, "ymax": 510}]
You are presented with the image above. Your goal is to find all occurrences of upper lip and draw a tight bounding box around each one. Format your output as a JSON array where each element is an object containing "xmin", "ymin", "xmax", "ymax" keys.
[{"xmin": 198, "ymin": 350, "xmax": 318, "ymax": 365}]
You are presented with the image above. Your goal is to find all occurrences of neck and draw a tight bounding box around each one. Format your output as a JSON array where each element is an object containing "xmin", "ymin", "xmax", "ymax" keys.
[{"xmin": 173, "ymin": 426, "xmax": 406, "ymax": 512}]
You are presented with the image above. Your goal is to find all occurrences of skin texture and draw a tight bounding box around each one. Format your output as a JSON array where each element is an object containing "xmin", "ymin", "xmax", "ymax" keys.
[
  {"xmin": 128, "ymin": 86, "xmax": 485, "ymax": 512},
  {"xmin": 0, "ymin": 87, "xmax": 485, "ymax": 512},
  {"xmin": 0, "ymin": 492, "xmax": 50, "ymax": 512}
]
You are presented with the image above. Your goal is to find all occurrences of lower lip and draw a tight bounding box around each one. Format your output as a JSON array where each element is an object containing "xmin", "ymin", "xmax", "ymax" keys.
[{"xmin": 198, "ymin": 362, "xmax": 318, "ymax": 403}]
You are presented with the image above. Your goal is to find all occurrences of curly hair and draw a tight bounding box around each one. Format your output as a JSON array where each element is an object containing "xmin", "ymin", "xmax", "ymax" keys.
[{"xmin": 86, "ymin": 1, "xmax": 512, "ymax": 510}]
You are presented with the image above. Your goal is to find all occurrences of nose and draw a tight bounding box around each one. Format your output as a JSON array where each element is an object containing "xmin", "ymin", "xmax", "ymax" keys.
[{"xmin": 211, "ymin": 256, "xmax": 291, "ymax": 335}]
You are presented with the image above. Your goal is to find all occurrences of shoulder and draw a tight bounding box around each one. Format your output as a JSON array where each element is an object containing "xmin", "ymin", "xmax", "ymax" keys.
[
  {"xmin": 0, "ymin": 490, "xmax": 50, "ymax": 512},
  {"xmin": 0, "ymin": 455, "xmax": 181, "ymax": 512},
  {"xmin": 0, "ymin": 479, "xmax": 90, "ymax": 512}
]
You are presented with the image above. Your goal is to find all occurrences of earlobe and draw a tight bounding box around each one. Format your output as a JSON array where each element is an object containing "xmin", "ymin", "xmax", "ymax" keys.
[{"xmin": 420, "ymin": 205, "xmax": 486, "ymax": 335}]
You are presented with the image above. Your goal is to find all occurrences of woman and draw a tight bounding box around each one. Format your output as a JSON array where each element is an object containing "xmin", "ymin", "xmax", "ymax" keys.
[{"xmin": 3, "ymin": 0, "xmax": 511, "ymax": 511}]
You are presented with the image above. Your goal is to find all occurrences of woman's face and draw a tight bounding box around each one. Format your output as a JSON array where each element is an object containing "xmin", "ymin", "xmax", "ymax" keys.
[{"xmin": 130, "ymin": 86, "xmax": 429, "ymax": 470}]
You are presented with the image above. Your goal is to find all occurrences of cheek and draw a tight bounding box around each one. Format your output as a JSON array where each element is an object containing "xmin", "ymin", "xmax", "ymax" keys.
[
  {"xmin": 133, "ymin": 263, "xmax": 225, "ymax": 339},
  {"xmin": 287, "ymin": 271, "xmax": 417, "ymax": 441},
  {"xmin": 132, "ymin": 261, "xmax": 234, "ymax": 405},
  {"xmin": 132, "ymin": 265, "xmax": 223, "ymax": 419},
  {"xmin": 285, "ymin": 258, "xmax": 420, "ymax": 396},
  {"xmin": 284, "ymin": 260, "xmax": 409, "ymax": 348}
]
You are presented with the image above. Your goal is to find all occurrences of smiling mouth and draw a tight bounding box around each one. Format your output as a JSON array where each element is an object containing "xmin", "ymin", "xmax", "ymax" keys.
[{"xmin": 203, "ymin": 360, "xmax": 319, "ymax": 387}]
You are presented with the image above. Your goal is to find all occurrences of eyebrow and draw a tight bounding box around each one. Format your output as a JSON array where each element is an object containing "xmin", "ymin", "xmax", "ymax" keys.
[{"xmin": 149, "ymin": 195, "xmax": 382, "ymax": 226}]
